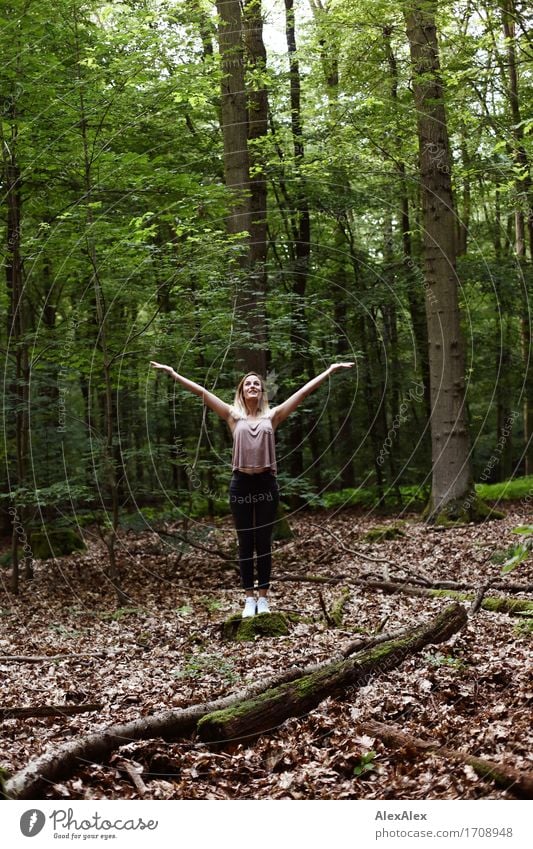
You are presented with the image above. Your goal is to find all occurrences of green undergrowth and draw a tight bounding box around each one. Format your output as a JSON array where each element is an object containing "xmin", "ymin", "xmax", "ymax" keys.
[{"xmin": 476, "ymin": 476, "xmax": 533, "ymax": 502}]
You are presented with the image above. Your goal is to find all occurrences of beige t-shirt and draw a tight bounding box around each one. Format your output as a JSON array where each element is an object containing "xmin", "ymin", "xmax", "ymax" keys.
[{"xmin": 230, "ymin": 409, "xmax": 277, "ymax": 474}]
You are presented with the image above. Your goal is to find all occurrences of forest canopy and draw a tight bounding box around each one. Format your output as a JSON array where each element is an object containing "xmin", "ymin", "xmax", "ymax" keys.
[{"xmin": 1, "ymin": 0, "xmax": 532, "ymax": 568}]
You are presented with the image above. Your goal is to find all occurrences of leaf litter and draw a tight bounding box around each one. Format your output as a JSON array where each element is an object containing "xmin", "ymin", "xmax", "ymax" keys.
[{"xmin": 0, "ymin": 502, "xmax": 532, "ymax": 799}]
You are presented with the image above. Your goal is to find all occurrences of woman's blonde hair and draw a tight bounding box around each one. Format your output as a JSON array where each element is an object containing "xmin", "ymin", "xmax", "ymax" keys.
[{"xmin": 232, "ymin": 372, "xmax": 271, "ymax": 417}]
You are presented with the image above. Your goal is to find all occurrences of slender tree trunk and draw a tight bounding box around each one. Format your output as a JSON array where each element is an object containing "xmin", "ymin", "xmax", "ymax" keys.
[
  {"xmin": 383, "ymin": 24, "xmax": 430, "ymax": 422},
  {"xmin": 499, "ymin": 0, "xmax": 533, "ymax": 474},
  {"xmin": 404, "ymin": 2, "xmax": 476, "ymax": 522},
  {"xmin": 284, "ymin": 0, "xmax": 312, "ymax": 499},
  {"xmin": 73, "ymin": 13, "xmax": 126, "ymax": 605},
  {"xmin": 2, "ymin": 90, "xmax": 33, "ymax": 589},
  {"xmin": 310, "ymin": 2, "xmax": 355, "ymax": 486},
  {"xmin": 244, "ymin": 0, "xmax": 269, "ymax": 371}
]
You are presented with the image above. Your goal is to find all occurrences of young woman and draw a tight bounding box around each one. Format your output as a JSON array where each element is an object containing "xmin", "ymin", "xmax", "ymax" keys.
[{"xmin": 150, "ymin": 361, "xmax": 354, "ymax": 617}]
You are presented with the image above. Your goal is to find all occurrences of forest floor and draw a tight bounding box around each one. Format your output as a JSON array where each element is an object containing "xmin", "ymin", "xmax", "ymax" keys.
[{"xmin": 0, "ymin": 502, "xmax": 532, "ymax": 800}]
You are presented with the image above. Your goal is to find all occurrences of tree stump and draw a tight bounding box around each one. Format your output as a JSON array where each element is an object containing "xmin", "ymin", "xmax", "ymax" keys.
[{"xmin": 221, "ymin": 612, "xmax": 290, "ymax": 641}]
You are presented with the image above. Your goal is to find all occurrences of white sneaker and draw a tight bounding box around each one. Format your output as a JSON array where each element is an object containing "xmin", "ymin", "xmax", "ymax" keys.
[
  {"xmin": 242, "ymin": 596, "xmax": 256, "ymax": 618},
  {"xmin": 256, "ymin": 597, "xmax": 270, "ymax": 615}
]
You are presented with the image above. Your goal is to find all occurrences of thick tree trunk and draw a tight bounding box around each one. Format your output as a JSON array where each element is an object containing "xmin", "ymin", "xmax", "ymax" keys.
[
  {"xmin": 404, "ymin": 2, "xmax": 476, "ymax": 522},
  {"xmin": 197, "ymin": 603, "xmax": 466, "ymax": 743}
]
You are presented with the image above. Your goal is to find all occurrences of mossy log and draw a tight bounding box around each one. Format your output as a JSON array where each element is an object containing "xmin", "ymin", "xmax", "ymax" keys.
[
  {"xmin": 221, "ymin": 612, "xmax": 290, "ymax": 641},
  {"xmin": 2, "ymin": 609, "xmax": 465, "ymax": 800},
  {"xmin": 362, "ymin": 720, "xmax": 533, "ymax": 799},
  {"xmin": 361, "ymin": 580, "xmax": 533, "ymax": 617},
  {"xmin": 197, "ymin": 602, "xmax": 467, "ymax": 744}
]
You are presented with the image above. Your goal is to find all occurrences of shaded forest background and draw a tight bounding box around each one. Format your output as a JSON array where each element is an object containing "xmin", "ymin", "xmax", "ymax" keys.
[{"xmin": 2, "ymin": 0, "xmax": 533, "ymax": 589}]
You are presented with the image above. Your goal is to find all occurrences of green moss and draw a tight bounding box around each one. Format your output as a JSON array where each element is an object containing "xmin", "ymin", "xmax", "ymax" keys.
[
  {"xmin": 273, "ymin": 506, "xmax": 293, "ymax": 541},
  {"xmin": 329, "ymin": 588, "xmax": 351, "ymax": 627},
  {"xmin": 221, "ymin": 612, "xmax": 290, "ymax": 641},
  {"xmin": 31, "ymin": 528, "xmax": 85, "ymax": 560},
  {"xmin": 476, "ymin": 475, "xmax": 533, "ymax": 502},
  {"xmin": 363, "ymin": 524, "xmax": 406, "ymax": 543},
  {"xmin": 425, "ymin": 494, "xmax": 504, "ymax": 526},
  {"xmin": 424, "ymin": 588, "xmax": 533, "ymax": 616}
]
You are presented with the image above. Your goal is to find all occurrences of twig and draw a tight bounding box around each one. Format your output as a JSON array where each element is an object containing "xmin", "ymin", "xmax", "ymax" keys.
[
  {"xmin": 114, "ymin": 758, "xmax": 147, "ymax": 796},
  {"xmin": 469, "ymin": 581, "xmax": 491, "ymax": 618},
  {"xmin": 318, "ymin": 591, "xmax": 334, "ymax": 626},
  {"xmin": 0, "ymin": 654, "xmax": 107, "ymax": 663},
  {"xmin": 0, "ymin": 704, "xmax": 103, "ymax": 720},
  {"xmin": 305, "ymin": 521, "xmax": 388, "ymax": 563},
  {"xmin": 163, "ymin": 529, "xmax": 233, "ymax": 561}
]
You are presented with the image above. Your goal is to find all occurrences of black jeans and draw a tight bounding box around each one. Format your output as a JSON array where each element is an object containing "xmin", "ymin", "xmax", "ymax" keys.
[{"xmin": 229, "ymin": 470, "xmax": 280, "ymax": 590}]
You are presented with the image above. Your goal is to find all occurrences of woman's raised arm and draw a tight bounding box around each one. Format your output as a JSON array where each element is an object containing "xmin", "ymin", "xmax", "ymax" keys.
[
  {"xmin": 150, "ymin": 361, "xmax": 231, "ymax": 422},
  {"xmin": 271, "ymin": 362, "xmax": 354, "ymax": 428}
]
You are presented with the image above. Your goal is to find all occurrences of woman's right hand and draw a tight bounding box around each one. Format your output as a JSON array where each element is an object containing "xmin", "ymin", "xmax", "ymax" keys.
[{"xmin": 150, "ymin": 361, "xmax": 175, "ymax": 377}]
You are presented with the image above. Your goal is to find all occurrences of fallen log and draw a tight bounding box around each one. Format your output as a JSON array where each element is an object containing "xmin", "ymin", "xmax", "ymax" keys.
[
  {"xmin": 1, "ymin": 689, "xmax": 266, "ymax": 800},
  {"xmin": 360, "ymin": 580, "xmax": 533, "ymax": 617},
  {"xmin": 0, "ymin": 704, "xmax": 103, "ymax": 720},
  {"xmin": 0, "ymin": 623, "xmax": 416, "ymax": 800},
  {"xmin": 197, "ymin": 602, "xmax": 467, "ymax": 744},
  {"xmin": 361, "ymin": 720, "xmax": 533, "ymax": 800}
]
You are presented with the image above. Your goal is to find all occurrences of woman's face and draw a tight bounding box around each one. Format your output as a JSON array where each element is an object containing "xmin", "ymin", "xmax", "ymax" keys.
[{"xmin": 242, "ymin": 374, "xmax": 263, "ymax": 404}]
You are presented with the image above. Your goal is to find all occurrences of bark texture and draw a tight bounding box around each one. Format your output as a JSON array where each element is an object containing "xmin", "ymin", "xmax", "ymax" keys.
[{"xmin": 404, "ymin": 2, "xmax": 475, "ymax": 521}]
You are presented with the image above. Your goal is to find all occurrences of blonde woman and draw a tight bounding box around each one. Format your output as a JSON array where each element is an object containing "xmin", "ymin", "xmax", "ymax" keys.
[{"xmin": 150, "ymin": 361, "xmax": 354, "ymax": 617}]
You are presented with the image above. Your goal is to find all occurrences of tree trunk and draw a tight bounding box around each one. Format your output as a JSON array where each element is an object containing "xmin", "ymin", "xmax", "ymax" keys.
[
  {"xmin": 197, "ymin": 602, "xmax": 466, "ymax": 743},
  {"xmin": 2, "ymin": 80, "xmax": 33, "ymax": 591},
  {"xmin": 404, "ymin": 2, "xmax": 476, "ymax": 522},
  {"xmin": 499, "ymin": 0, "xmax": 533, "ymax": 475},
  {"xmin": 284, "ymin": 0, "xmax": 312, "ymax": 502},
  {"xmin": 243, "ymin": 0, "xmax": 269, "ymax": 371},
  {"xmin": 216, "ymin": 0, "xmax": 266, "ymax": 375},
  {"xmin": 73, "ymin": 12, "xmax": 126, "ymax": 606}
]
